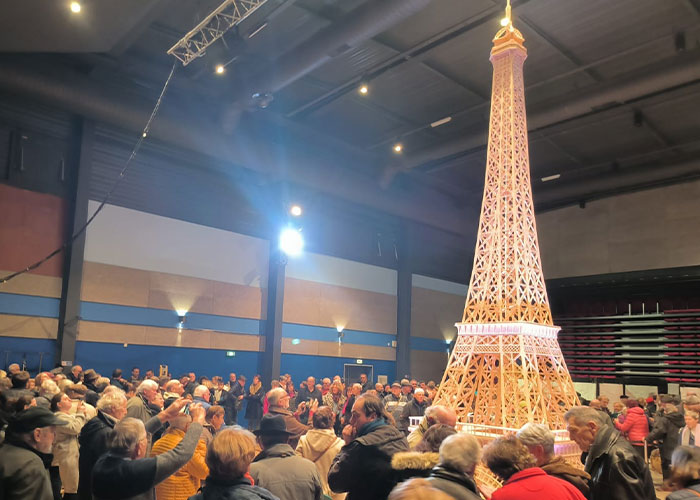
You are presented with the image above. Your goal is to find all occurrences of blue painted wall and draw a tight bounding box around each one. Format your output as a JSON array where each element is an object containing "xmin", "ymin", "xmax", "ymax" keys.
[{"xmin": 280, "ymin": 353, "xmax": 396, "ymax": 387}]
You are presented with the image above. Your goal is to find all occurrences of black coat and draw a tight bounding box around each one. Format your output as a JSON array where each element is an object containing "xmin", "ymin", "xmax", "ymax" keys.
[
  {"xmin": 328, "ymin": 422, "xmax": 410, "ymax": 500},
  {"xmin": 78, "ymin": 410, "xmax": 116, "ymax": 500},
  {"xmin": 427, "ymin": 464, "xmax": 482, "ymax": 500},
  {"xmin": 244, "ymin": 388, "xmax": 264, "ymax": 421},
  {"xmin": 188, "ymin": 476, "xmax": 279, "ymax": 500},
  {"xmin": 585, "ymin": 425, "xmax": 656, "ymax": 500},
  {"xmin": 646, "ymin": 409, "xmax": 685, "ymax": 461}
]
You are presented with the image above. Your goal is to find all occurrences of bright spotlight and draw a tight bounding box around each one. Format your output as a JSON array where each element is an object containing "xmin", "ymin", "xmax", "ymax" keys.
[
  {"xmin": 280, "ymin": 228, "xmax": 304, "ymax": 256},
  {"xmin": 500, "ymin": 17, "xmax": 509, "ymax": 26},
  {"xmin": 215, "ymin": 64, "xmax": 225, "ymax": 75},
  {"xmin": 290, "ymin": 205, "xmax": 302, "ymax": 217},
  {"xmin": 359, "ymin": 84, "xmax": 368, "ymax": 95},
  {"xmin": 393, "ymin": 143, "xmax": 403, "ymax": 153},
  {"xmin": 70, "ymin": 1, "xmax": 81, "ymax": 13}
]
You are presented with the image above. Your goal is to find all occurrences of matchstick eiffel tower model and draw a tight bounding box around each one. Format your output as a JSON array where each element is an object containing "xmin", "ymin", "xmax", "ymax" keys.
[{"xmin": 433, "ymin": 1, "xmax": 579, "ymax": 432}]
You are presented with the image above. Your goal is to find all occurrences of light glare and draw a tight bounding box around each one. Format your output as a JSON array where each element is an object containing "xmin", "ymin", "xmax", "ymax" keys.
[
  {"xmin": 215, "ymin": 64, "xmax": 225, "ymax": 75},
  {"xmin": 393, "ymin": 143, "xmax": 403, "ymax": 153},
  {"xmin": 500, "ymin": 17, "xmax": 509, "ymax": 26},
  {"xmin": 280, "ymin": 228, "xmax": 304, "ymax": 256},
  {"xmin": 290, "ymin": 205, "xmax": 302, "ymax": 217},
  {"xmin": 70, "ymin": 2, "xmax": 81, "ymax": 13},
  {"xmin": 359, "ymin": 84, "xmax": 368, "ymax": 95}
]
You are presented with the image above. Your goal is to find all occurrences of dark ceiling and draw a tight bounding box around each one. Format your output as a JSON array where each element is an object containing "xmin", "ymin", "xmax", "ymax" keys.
[{"xmin": 1, "ymin": 0, "xmax": 699, "ymax": 277}]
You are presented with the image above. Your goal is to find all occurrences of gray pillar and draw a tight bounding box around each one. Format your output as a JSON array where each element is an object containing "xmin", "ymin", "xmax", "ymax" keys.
[
  {"xmin": 396, "ymin": 238, "xmax": 412, "ymax": 380},
  {"xmin": 260, "ymin": 249, "xmax": 285, "ymax": 386},
  {"xmin": 56, "ymin": 120, "xmax": 93, "ymax": 367}
]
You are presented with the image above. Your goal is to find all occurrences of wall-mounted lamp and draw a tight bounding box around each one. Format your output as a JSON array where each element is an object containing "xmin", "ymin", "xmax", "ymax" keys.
[
  {"xmin": 356, "ymin": 359, "xmax": 363, "ymax": 364},
  {"xmin": 176, "ymin": 310, "xmax": 187, "ymax": 332}
]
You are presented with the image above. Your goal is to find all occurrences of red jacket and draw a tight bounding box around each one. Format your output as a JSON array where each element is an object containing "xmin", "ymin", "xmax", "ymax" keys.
[
  {"xmin": 491, "ymin": 467, "xmax": 586, "ymax": 500},
  {"xmin": 615, "ymin": 406, "xmax": 649, "ymax": 443}
]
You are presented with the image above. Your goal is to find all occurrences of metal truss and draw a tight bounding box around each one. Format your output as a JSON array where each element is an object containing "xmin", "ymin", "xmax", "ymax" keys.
[{"xmin": 167, "ymin": 0, "xmax": 267, "ymax": 66}]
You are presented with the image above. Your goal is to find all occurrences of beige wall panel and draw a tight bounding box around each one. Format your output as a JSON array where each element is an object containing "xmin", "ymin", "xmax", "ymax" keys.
[
  {"xmin": 0, "ymin": 271, "xmax": 62, "ymax": 298},
  {"xmin": 212, "ymin": 282, "xmax": 264, "ymax": 320},
  {"xmin": 78, "ymin": 321, "xmax": 146, "ymax": 344},
  {"xmin": 281, "ymin": 337, "xmax": 315, "ymax": 355},
  {"xmin": 538, "ymin": 180, "xmax": 700, "ymax": 279},
  {"xmin": 209, "ymin": 332, "xmax": 262, "ymax": 352},
  {"xmin": 148, "ymin": 272, "xmax": 214, "ymax": 314},
  {"xmin": 409, "ymin": 350, "xmax": 448, "ymax": 383},
  {"xmin": 0, "ymin": 315, "xmax": 57, "ymax": 339},
  {"xmin": 82, "ymin": 262, "xmax": 150, "ymax": 306},
  {"xmin": 284, "ymin": 278, "xmax": 396, "ymax": 335},
  {"xmin": 411, "ymin": 287, "xmax": 463, "ymax": 341}
]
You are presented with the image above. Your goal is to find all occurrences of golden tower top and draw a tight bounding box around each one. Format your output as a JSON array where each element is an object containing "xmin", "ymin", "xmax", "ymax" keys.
[{"xmin": 461, "ymin": 0, "xmax": 552, "ymax": 325}]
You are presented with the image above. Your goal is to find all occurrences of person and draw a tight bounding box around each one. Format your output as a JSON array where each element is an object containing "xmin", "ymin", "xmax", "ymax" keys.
[
  {"xmin": 321, "ymin": 378, "xmax": 332, "ymax": 396},
  {"xmin": 681, "ymin": 410, "xmax": 700, "ymax": 447},
  {"xmin": 328, "ymin": 394, "xmax": 410, "ymax": 500},
  {"xmin": 68, "ymin": 365, "xmax": 83, "ymax": 383},
  {"xmin": 588, "ymin": 399, "xmax": 614, "ymax": 426},
  {"xmin": 375, "ymin": 383, "xmax": 385, "ymax": 398},
  {"xmin": 392, "ymin": 424, "xmax": 455, "ymax": 483},
  {"xmin": 192, "ymin": 385, "xmax": 212, "ymax": 410},
  {"xmin": 296, "ymin": 376, "xmax": 323, "ymax": 423},
  {"xmin": 565, "ymin": 406, "xmax": 655, "ymax": 500},
  {"xmin": 399, "ymin": 388, "xmax": 428, "ymax": 435},
  {"xmin": 647, "ymin": 401, "xmax": 685, "ymax": 480},
  {"xmin": 163, "ymin": 379, "xmax": 185, "ymax": 409},
  {"xmin": 223, "ymin": 373, "xmax": 244, "ymax": 425},
  {"xmin": 245, "ymin": 374, "xmax": 264, "ymax": 431},
  {"xmin": 516, "ymin": 422, "xmax": 590, "ymax": 496},
  {"xmin": 110, "ymin": 369, "xmax": 127, "ymax": 390},
  {"xmin": 202, "ymin": 405, "xmax": 226, "ymax": 446},
  {"xmin": 77, "ymin": 390, "xmax": 188, "ymax": 500},
  {"xmin": 249, "ymin": 414, "xmax": 323, "ymax": 500},
  {"xmin": 91, "ymin": 403, "xmax": 206, "ymax": 500},
  {"xmin": 189, "ymin": 428, "xmax": 278, "ymax": 500},
  {"xmin": 426, "ymin": 432, "xmax": 482, "ymax": 500},
  {"xmin": 322, "ymin": 380, "xmax": 347, "ymax": 435},
  {"xmin": 51, "ymin": 392, "xmax": 88, "ymax": 500},
  {"xmin": 611, "ymin": 401, "xmax": 624, "ymax": 420},
  {"xmin": 388, "ymin": 478, "xmax": 455, "ymax": 500},
  {"xmin": 210, "ymin": 376, "xmax": 227, "ymax": 405},
  {"xmin": 266, "ymin": 387, "xmax": 313, "ymax": 448},
  {"xmin": 0, "ymin": 406, "xmax": 68, "ymax": 500},
  {"xmin": 407, "ymin": 405, "xmax": 457, "ymax": 449},
  {"xmin": 667, "ymin": 445, "xmax": 700, "ymax": 499},
  {"xmin": 613, "ymin": 398, "xmax": 649, "ymax": 459},
  {"xmin": 295, "ymin": 406, "xmax": 346, "ymax": 500},
  {"xmin": 7, "ymin": 362, "xmax": 20, "ymax": 375},
  {"xmin": 150, "ymin": 413, "xmax": 208, "ymax": 500},
  {"xmin": 483, "ymin": 435, "xmax": 586, "ymax": 500},
  {"xmin": 126, "ymin": 379, "xmax": 160, "ymax": 423},
  {"xmin": 342, "ymin": 383, "xmax": 362, "ymax": 426},
  {"xmin": 66, "ymin": 384, "xmax": 97, "ymax": 420},
  {"xmin": 359, "ymin": 373, "xmax": 370, "ymax": 393},
  {"xmin": 130, "ymin": 367, "xmax": 142, "ymax": 385}
]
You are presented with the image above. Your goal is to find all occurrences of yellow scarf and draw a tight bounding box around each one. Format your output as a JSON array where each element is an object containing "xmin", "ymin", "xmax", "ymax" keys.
[{"xmin": 250, "ymin": 381, "xmax": 262, "ymax": 395}]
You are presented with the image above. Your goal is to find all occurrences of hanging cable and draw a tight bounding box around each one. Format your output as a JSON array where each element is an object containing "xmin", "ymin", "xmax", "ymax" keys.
[{"xmin": 0, "ymin": 62, "xmax": 178, "ymax": 285}]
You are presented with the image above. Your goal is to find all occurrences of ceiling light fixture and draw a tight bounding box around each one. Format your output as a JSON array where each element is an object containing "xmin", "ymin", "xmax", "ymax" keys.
[
  {"xmin": 430, "ymin": 116, "xmax": 452, "ymax": 128},
  {"xmin": 215, "ymin": 64, "xmax": 225, "ymax": 75},
  {"xmin": 393, "ymin": 143, "xmax": 403, "ymax": 153},
  {"xmin": 359, "ymin": 84, "xmax": 369, "ymax": 95},
  {"xmin": 70, "ymin": 1, "xmax": 81, "ymax": 13},
  {"xmin": 541, "ymin": 174, "xmax": 561, "ymax": 182}
]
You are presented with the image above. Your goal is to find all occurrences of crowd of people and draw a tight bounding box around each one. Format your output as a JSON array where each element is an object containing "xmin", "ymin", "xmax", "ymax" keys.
[{"xmin": 2, "ymin": 362, "xmax": 700, "ymax": 500}]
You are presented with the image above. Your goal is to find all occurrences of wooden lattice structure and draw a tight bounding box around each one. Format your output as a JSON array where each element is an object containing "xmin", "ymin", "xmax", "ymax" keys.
[{"xmin": 433, "ymin": 2, "xmax": 579, "ymax": 433}]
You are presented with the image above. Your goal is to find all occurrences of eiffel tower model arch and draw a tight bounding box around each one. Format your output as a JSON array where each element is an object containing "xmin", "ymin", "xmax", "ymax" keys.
[{"xmin": 433, "ymin": 1, "xmax": 579, "ymax": 435}]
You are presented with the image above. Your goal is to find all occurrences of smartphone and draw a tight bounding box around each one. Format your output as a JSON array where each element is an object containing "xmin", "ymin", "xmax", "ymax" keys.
[{"xmin": 179, "ymin": 403, "xmax": 190, "ymax": 415}]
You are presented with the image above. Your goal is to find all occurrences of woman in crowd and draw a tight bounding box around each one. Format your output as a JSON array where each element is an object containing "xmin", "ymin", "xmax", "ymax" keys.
[
  {"xmin": 667, "ymin": 446, "xmax": 700, "ymax": 499},
  {"xmin": 614, "ymin": 398, "xmax": 649, "ymax": 459},
  {"xmin": 680, "ymin": 410, "xmax": 700, "ymax": 447},
  {"xmin": 245, "ymin": 374, "xmax": 264, "ymax": 431},
  {"xmin": 295, "ymin": 406, "xmax": 345, "ymax": 500},
  {"xmin": 427, "ymin": 433, "xmax": 482, "ymax": 500},
  {"xmin": 322, "ymin": 381, "xmax": 346, "ymax": 435},
  {"xmin": 483, "ymin": 436, "xmax": 585, "ymax": 500},
  {"xmin": 51, "ymin": 392, "xmax": 88, "ymax": 500},
  {"xmin": 190, "ymin": 428, "xmax": 278, "ymax": 500},
  {"xmin": 202, "ymin": 405, "xmax": 226, "ymax": 446}
]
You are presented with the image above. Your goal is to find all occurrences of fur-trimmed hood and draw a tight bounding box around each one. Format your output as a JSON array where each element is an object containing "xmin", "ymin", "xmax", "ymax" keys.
[{"xmin": 391, "ymin": 451, "xmax": 440, "ymax": 482}]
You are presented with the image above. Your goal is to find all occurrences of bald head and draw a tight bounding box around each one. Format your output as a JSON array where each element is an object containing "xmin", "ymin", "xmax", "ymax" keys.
[{"xmin": 425, "ymin": 405, "xmax": 457, "ymax": 428}]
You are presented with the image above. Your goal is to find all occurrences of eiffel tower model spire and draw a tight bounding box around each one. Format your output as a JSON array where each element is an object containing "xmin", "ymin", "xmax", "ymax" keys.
[{"xmin": 433, "ymin": 0, "xmax": 579, "ymax": 431}]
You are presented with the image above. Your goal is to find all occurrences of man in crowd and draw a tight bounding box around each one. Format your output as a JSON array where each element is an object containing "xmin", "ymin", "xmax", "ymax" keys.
[
  {"xmin": 68, "ymin": 365, "xmax": 83, "ymax": 383},
  {"xmin": 359, "ymin": 373, "xmax": 371, "ymax": 393},
  {"xmin": 321, "ymin": 378, "xmax": 331, "ymax": 396},
  {"xmin": 588, "ymin": 399, "xmax": 614, "ymax": 426},
  {"xmin": 374, "ymin": 382, "xmax": 386, "ymax": 398},
  {"xmin": 401, "ymin": 379, "xmax": 413, "ymax": 401},
  {"xmin": 517, "ymin": 422, "xmax": 591, "ymax": 496},
  {"xmin": 91, "ymin": 403, "xmax": 206, "ymax": 500},
  {"xmin": 163, "ymin": 379, "xmax": 185, "ymax": 408},
  {"xmin": 646, "ymin": 396, "xmax": 685, "ymax": 480},
  {"xmin": 110, "ymin": 369, "xmax": 128, "ymax": 390},
  {"xmin": 193, "ymin": 384, "xmax": 212, "ymax": 410},
  {"xmin": 329, "ymin": 394, "xmax": 409, "ymax": 500},
  {"xmin": 250, "ymin": 414, "xmax": 322, "ymax": 500},
  {"xmin": 342, "ymin": 383, "xmax": 362, "ymax": 426},
  {"xmin": 225, "ymin": 372, "xmax": 245, "ymax": 425},
  {"xmin": 399, "ymin": 387, "xmax": 428, "ymax": 434},
  {"xmin": 130, "ymin": 367, "xmax": 142, "ymax": 385},
  {"xmin": 565, "ymin": 406, "xmax": 655, "ymax": 500},
  {"xmin": 266, "ymin": 387, "xmax": 313, "ymax": 448},
  {"xmin": 427, "ymin": 433, "xmax": 482, "ymax": 500},
  {"xmin": 383, "ymin": 382, "xmax": 407, "ymax": 425},
  {"xmin": 406, "ymin": 404, "xmax": 457, "ymax": 449},
  {"xmin": 210, "ymin": 376, "xmax": 227, "ymax": 405},
  {"xmin": 126, "ymin": 379, "xmax": 159, "ymax": 423},
  {"xmin": 6, "ymin": 370, "xmax": 32, "ymax": 399},
  {"xmin": 7, "ymin": 362, "xmax": 20, "ymax": 375},
  {"xmin": 0, "ymin": 407, "xmax": 68, "ymax": 499},
  {"xmin": 296, "ymin": 376, "xmax": 323, "ymax": 422},
  {"xmin": 184, "ymin": 372, "xmax": 197, "ymax": 396}
]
